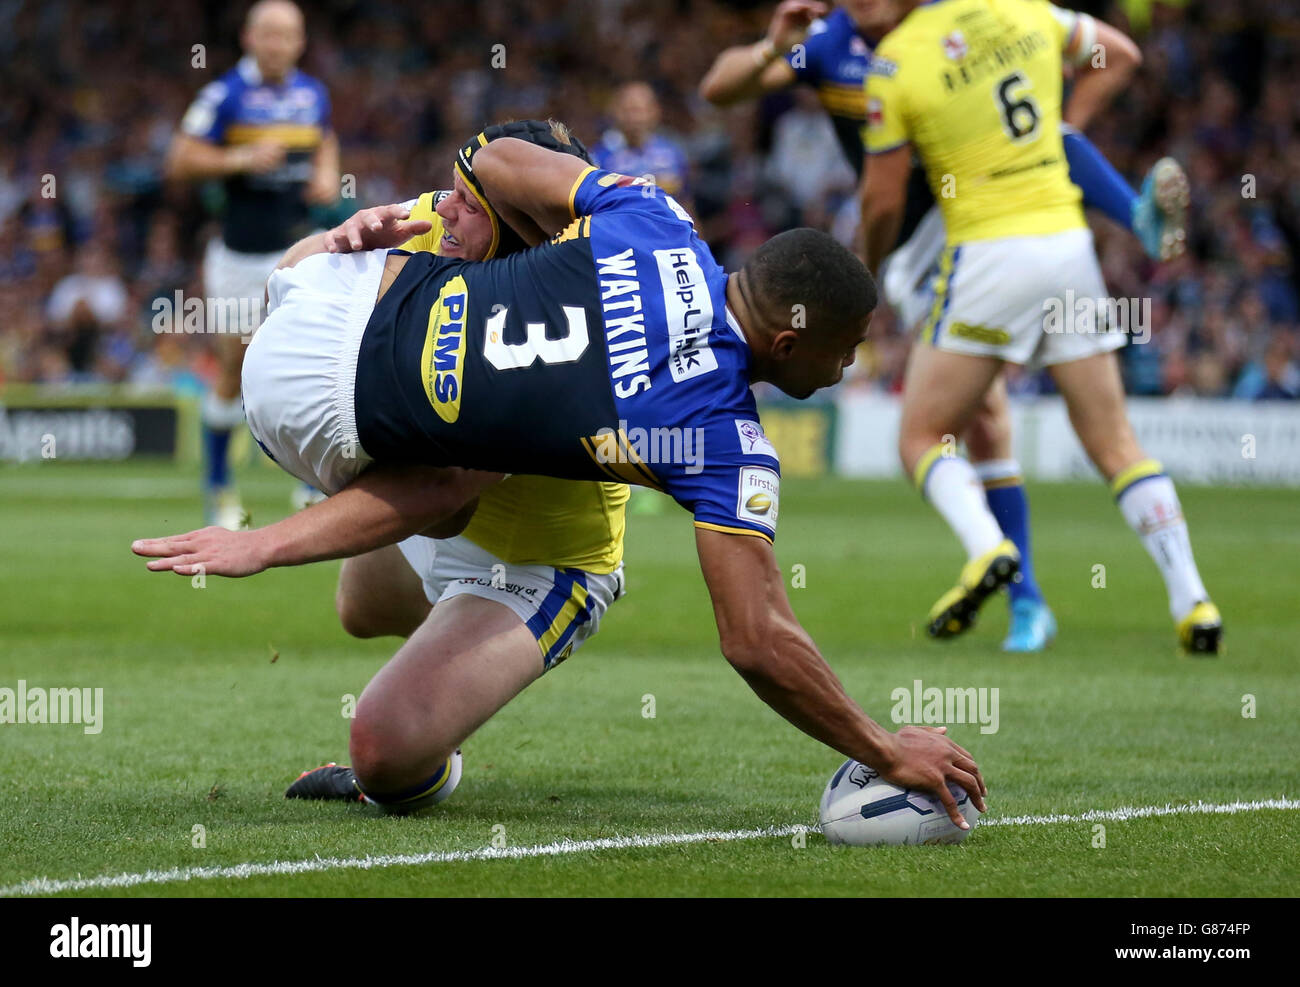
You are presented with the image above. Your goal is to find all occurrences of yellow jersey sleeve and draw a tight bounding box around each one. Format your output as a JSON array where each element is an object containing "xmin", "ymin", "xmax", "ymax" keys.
[
  {"xmin": 397, "ymin": 191, "xmax": 446, "ymax": 253},
  {"xmin": 1045, "ymin": 3, "xmax": 1098, "ymax": 64},
  {"xmin": 863, "ymin": 45, "xmax": 911, "ymax": 155}
]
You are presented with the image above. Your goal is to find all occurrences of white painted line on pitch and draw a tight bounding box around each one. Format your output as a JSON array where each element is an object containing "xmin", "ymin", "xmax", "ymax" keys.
[
  {"xmin": 980, "ymin": 797, "xmax": 1300, "ymax": 828},
  {"xmin": 2, "ymin": 798, "xmax": 1296, "ymax": 897}
]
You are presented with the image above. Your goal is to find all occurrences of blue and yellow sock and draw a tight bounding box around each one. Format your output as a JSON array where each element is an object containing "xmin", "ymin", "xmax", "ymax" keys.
[{"xmin": 975, "ymin": 460, "xmax": 1043, "ymax": 605}]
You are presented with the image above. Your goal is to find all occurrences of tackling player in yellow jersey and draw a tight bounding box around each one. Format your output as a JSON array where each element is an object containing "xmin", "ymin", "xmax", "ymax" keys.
[
  {"xmin": 287, "ymin": 122, "xmax": 629, "ymax": 808},
  {"xmin": 861, "ymin": 0, "xmax": 1221, "ymax": 653}
]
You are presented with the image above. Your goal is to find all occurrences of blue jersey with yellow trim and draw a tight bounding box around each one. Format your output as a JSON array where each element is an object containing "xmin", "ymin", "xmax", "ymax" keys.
[
  {"xmin": 180, "ymin": 56, "xmax": 330, "ymax": 253},
  {"xmin": 353, "ymin": 167, "xmax": 781, "ymax": 542},
  {"xmin": 787, "ymin": 7, "xmax": 874, "ymax": 174}
]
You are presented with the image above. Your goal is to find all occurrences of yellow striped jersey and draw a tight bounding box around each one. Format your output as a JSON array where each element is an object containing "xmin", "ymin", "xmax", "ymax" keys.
[
  {"xmin": 865, "ymin": 0, "xmax": 1092, "ymax": 243},
  {"xmin": 397, "ymin": 191, "xmax": 629, "ymax": 574}
]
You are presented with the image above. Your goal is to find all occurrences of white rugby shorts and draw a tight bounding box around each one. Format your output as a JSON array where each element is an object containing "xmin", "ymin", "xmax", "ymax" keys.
[
  {"xmin": 242, "ymin": 248, "xmax": 386, "ymax": 494},
  {"xmin": 919, "ymin": 227, "xmax": 1126, "ymax": 368}
]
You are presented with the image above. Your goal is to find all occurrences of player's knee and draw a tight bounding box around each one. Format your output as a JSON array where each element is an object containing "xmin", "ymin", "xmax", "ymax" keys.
[
  {"xmin": 964, "ymin": 411, "xmax": 1006, "ymax": 460},
  {"xmin": 348, "ymin": 710, "xmax": 404, "ymax": 788},
  {"xmin": 349, "ymin": 704, "xmax": 438, "ymax": 792},
  {"xmin": 335, "ymin": 583, "xmax": 381, "ymax": 639}
]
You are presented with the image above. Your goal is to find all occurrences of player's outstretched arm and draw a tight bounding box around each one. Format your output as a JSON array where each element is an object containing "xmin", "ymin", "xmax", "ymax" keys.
[
  {"xmin": 273, "ymin": 203, "xmax": 432, "ymax": 271},
  {"xmin": 697, "ymin": 0, "xmax": 820, "ymax": 105},
  {"xmin": 132, "ymin": 465, "xmax": 502, "ymax": 578},
  {"xmin": 471, "ymin": 138, "xmax": 591, "ymax": 239},
  {"xmin": 695, "ymin": 528, "xmax": 987, "ymax": 827}
]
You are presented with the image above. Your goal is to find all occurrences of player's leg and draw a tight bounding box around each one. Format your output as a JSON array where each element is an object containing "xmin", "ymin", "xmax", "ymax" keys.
[
  {"xmin": 291, "ymin": 535, "xmax": 623, "ymax": 810},
  {"xmin": 963, "ymin": 377, "xmax": 1056, "ymax": 652},
  {"xmin": 1047, "ymin": 351, "xmax": 1220, "ymax": 653},
  {"xmin": 199, "ymin": 239, "xmax": 255, "ymax": 529},
  {"xmin": 899, "ymin": 342, "xmax": 1019, "ymax": 638},
  {"xmin": 347, "ymin": 593, "xmax": 542, "ymax": 806},
  {"xmin": 335, "ymin": 544, "xmax": 432, "ymax": 639},
  {"xmin": 1061, "ymin": 127, "xmax": 1188, "ymax": 261}
]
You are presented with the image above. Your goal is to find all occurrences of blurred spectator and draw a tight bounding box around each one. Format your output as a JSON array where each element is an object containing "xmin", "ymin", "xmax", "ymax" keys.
[
  {"xmin": 1233, "ymin": 330, "xmax": 1300, "ymax": 399},
  {"xmin": 591, "ymin": 81, "xmax": 692, "ymax": 207}
]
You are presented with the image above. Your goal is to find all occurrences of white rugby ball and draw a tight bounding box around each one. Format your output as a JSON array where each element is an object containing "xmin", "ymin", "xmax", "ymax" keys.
[{"xmin": 819, "ymin": 759, "xmax": 980, "ymax": 846}]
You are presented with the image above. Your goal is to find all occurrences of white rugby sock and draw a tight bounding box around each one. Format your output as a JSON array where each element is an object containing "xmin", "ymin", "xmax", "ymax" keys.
[
  {"xmin": 1113, "ymin": 462, "xmax": 1208, "ymax": 620},
  {"xmin": 917, "ymin": 448, "xmax": 1006, "ymax": 561}
]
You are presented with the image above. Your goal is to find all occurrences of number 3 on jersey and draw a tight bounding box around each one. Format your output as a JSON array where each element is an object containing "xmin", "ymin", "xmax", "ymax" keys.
[
  {"xmin": 994, "ymin": 71, "xmax": 1041, "ymax": 142},
  {"xmin": 484, "ymin": 306, "xmax": 590, "ymax": 370}
]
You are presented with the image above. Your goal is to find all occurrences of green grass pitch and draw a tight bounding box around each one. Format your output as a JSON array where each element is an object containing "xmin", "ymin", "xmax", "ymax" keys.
[{"xmin": 0, "ymin": 461, "xmax": 1296, "ymax": 897}]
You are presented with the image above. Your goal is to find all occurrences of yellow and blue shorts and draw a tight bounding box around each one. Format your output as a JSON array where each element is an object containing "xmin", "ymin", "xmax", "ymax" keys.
[{"xmin": 395, "ymin": 534, "xmax": 624, "ymax": 670}]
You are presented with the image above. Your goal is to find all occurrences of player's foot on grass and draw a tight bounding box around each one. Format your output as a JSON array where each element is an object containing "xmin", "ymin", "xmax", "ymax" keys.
[
  {"xmin": 1132, "ymin": 157, "xmax": 1189, "ymax": 261},
  {"xmin": 1002, "ymin": 597, "xmax": 1057, "ymax": 653},
  {"xmin": 285, "ymin": 763, "xmax": 364, "ymax": 801},
  {"xmin": 1177, "ymin": 600, "xmax": 1222, "ymax": 656},
  {"xmin": 927, "ymin": 538, "xmax": 1020, "ymax": 640}
]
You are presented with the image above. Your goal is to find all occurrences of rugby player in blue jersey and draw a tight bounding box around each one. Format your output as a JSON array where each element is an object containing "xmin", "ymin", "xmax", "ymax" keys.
[
  {"xmin": 136, "ymin": 134, "xmax": 988, "ymax": 827},
  {"xmin": 166, "ymin": 0, "xmax": 339, "ymax": 529},
  {"xmin": 701, "ymin": 0, "xmax": 1188, "ymax": 651}
]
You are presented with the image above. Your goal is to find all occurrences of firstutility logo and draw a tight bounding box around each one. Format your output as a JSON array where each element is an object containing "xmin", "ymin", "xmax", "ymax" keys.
[{"xmin": 421, "ymin": 275, "xmax": 469, "ymax": 423}]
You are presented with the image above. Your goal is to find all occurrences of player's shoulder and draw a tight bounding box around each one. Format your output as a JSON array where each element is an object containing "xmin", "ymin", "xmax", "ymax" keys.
[
  {"xmin": 578, "ymin": 168, "xmax": 694, "ymax": 223},
  {"xmin": 809, "ymin": 7, "xmax": 852, "ymax": 44},
  {"xmin": 288, "ymin": 68, "xmax": 330, "ymax": 97}
]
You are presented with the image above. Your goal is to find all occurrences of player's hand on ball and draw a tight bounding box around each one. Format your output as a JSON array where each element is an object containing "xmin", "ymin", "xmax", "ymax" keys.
[
  {"xmin": 880, "ymin": 725, "xmax": 987, "ymax": 828},
  {"xmin": 131, "ymin": 527, "xmax": 272, "ymax": 578},
  {"xmin": 324, "ymin": 203, "xmax": 433, "ymax": 253},
  {"xmin": 766, "ymin": 0, "xmax": 828, "ymax": 53}
]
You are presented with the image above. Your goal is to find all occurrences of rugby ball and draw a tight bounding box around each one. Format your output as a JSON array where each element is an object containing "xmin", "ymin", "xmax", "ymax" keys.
[{"xmin": 819, "ymin": 758, "xmax": 980, "ymax": 846}]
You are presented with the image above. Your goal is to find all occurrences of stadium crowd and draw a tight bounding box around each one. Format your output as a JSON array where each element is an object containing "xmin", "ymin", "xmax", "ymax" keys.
[{"xmin": 2, "ymin": 0, "xmax": 1298, "ymax": 399}]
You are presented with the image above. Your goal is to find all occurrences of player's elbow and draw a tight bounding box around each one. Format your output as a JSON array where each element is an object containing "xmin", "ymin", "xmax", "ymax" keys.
[
  {"xmin": 698, "ymin": 70, "xmax": 734, "ymax": 106},
  {"xmin": 1094, "ymin": 23, "xmax": 1142, "ymax": 76},
  {"xmin": 162, "ymin": 141, "xmax": 185, "ymax": 181}
]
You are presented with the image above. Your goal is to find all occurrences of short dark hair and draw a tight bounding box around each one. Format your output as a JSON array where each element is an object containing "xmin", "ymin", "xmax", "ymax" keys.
[{"xmin": 742, "ymin": 228, "xmax": 877, "ymax": 336}]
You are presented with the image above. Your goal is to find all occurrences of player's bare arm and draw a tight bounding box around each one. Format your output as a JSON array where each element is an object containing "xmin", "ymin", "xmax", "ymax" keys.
[
  {"xmin": 859, "ymin": 143, "xmax": 912, "ymax": 272},
  {"xmin": 1063, "ymin": 19, "xmax": 1142, "ymax": 130},
  {"xmin": 695, "ymin": 528, "xmax": 987, "ymax": 827},
  {"xmin": 133, "ymin": 465, "xmax": 503, "ymax": 578},
  {"xmin": 697, "ymin": 0, "xmax": 822, "ymax": 105},
  {"xmin": 164, "ymin": 132, "xmax": 286, "ymax": 181},
  {"xmin": 304, "ymin": 130, "xmax": 341, "ymax": 205},
  {"xmin": 273, "ymin": 203, "xmax": 432, "ymax": 270},
  {"xmin": 470, "ymin": 137, "xmax": 593, "ymax": 239}
]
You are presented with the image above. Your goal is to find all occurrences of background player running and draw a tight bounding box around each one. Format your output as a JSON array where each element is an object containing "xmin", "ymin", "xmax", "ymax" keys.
[
  {"xmin": 166, "ymin": 0, "xmax": 338, "ymax": 528},
  {"xmin": 701, "ymin": 0, "xmax": 1189, "ymax": 651},
  {"xmin": 860, "ymin": 0, "xmax": 1221, "ymax": 653}
]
